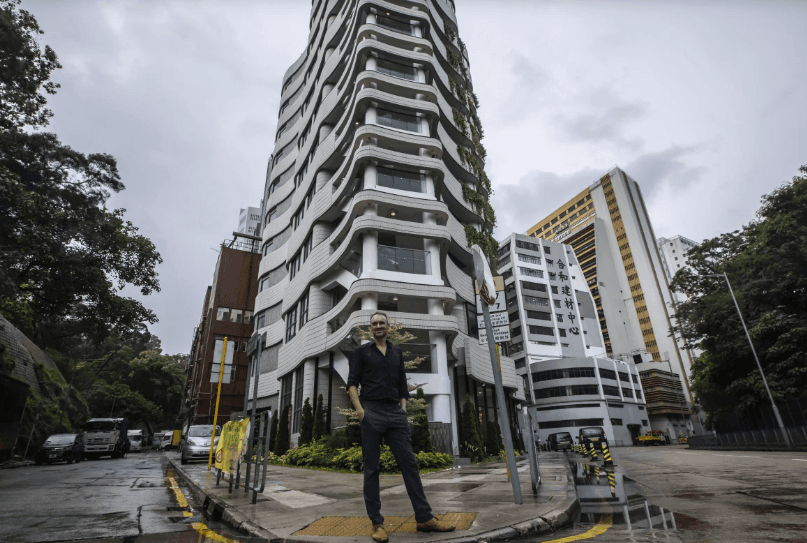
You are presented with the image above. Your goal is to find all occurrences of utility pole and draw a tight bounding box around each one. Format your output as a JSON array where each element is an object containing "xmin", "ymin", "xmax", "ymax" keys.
[{"xmin": 707, "ymin": 272, "xmax": 791, "ymax": 447}]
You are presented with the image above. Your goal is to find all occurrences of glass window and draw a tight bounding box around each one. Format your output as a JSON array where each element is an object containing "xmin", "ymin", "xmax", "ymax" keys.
[
  {"xmin": 377, "ymin": 167, "xmax": 425, "ymax": 193},
  {"xmin": 517, "ymin": 254, "xmax": 541, "ymax": 265},
  {"xmin": 230, "ymin": 309, "xmax": 242, "ymax": 323},
  {"xmin": 599, "ymin": 368, "xmax": 617, "ymax": 380},
  {"xmin": 256, "ymin": 312, "xmax": 265, "ymax": 329},
  {"xmin": 519, "ymin": 267, "xmax": 543, "ymax": 278},
  {"xmin": 244, "ymin": 311, "xmax": 254, "ymax": 325},
  {"xmin": 602, "ymin": 385, "xmax": 621, "ymax": 397},
  {"xmin": 299, "ymin": 291, "xmax": 309, "ymax": 328},
  {"xmin": 529, "ymin": 325, "xmax": 554, "ymax": 336},
  {"xmin": 216, "ymin": 307, "xmax": 229, "ymax": 321},
  {"xmin": 375, "ymin": 14, "xmax": 413, "ymax": 35},
  {"xmin": 520, "ymin": 281, "xmax": 547, "ymax": 293},
  {"xmin": 376, "ymin": 57, "xmax": 416, "ymax": 80},
  {"xmin": 376, "ymin": 108, "xmax": 421, "ymax": 132},
  {"xmin": 292, "ymin": 366, "xmax": 304, "ymax": 432},
  {"xmin": 544, "ymin": 246, "xmax": 551, "ymax": 254},
  {"xmin": 526, "ymin": 310, "xmax": 552, "ymax": 321},
  {"xmin": 285, "ymin": 307, "xmax": 297, "ymax": 342}
]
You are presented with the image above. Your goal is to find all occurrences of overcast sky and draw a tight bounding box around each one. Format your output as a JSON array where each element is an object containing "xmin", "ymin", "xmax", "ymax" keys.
[{"xmin": 25, "ymin": 0, "xmax": 807, "ymax": 355}]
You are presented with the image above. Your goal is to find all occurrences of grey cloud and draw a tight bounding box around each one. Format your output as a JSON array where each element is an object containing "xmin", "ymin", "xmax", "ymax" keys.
[
  {"xmin": 498, "ymin": 53, "xmax": 550, "ymax": 125},
  {"xmin": 623, "ymin": 144, "xmax": 708, "ymax": 200},
  {"xmin": 492, "ymin": 166, "xmax": 604, "ymax": 239},
  {"xmin": 554, "ymin": 85, "xmax": 647, "ymax": 149}
]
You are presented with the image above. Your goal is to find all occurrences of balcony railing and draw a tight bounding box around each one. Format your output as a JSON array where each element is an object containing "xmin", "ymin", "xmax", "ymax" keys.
[
  {"xmin": 222, "ymin": 239, "xmax": 261, "ymax": 254},
  {"xmin": 378, "ymin": 245, "xmax": 431, "ymax": 275},
  {"xmin": 376, "ymin": 15, "xmax": 413, "ymax": 35}
]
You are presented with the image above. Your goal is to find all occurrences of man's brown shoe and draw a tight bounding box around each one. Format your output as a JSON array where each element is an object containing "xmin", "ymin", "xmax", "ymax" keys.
[
  {"xmin": 416, "ymin": 516, "xmax": 456, "ymax": 533},
  {"xmin": 371, "ymin": 524, "xmax": 389, "ymax": 543}
]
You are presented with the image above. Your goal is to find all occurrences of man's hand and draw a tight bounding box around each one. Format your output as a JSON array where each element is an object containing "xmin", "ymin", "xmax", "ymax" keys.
[
  {"xmin": 348, "ymin": 386, "xmax": 363, "ymax": 422},
  {"xmin": 357, "ymin": 408, "xmax": 365, "ymax": 422},
  {"xmin": 399, "ymin": 398, "xmax": 407, "ymax": 412}
]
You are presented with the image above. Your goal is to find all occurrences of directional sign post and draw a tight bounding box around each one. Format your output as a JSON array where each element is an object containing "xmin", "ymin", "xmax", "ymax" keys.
[{"xmin": 471, "ymin": 245, "xmax": 522, "ymax": 505}]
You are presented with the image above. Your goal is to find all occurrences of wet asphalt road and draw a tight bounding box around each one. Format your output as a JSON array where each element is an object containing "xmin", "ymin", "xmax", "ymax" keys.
[
  {"xmin": 0, "ymin": 449, "xmax": 244, "ymax": 543},
  {"xmin": 567, "ymin": 444, "xmax": 807, "ymax": 543}
]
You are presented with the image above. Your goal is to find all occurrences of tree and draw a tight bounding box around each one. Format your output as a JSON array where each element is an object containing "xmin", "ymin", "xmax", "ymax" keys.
[
  {"xmin": 0, "ymin": 0, "xmax": 162, "ymax": 353},
  {"xmin": 0, "ymin": 0, "xmax": 61, "ymax": 131},
  {"xmin": 485, "ymin": 420, "xmax": 500, "ymax": 456},
  {"xmin": 671, "ymin": 165, "xmax": 807, "ymax": 430},
  {"xmin": 299, "ymin": 398, "xmax": 313, "ymax": 446},
  {"xmin": 411, "ymin": 388, "xmax": 432, "ymax": 453},
  {"xmin": 312, "ymin": 394, "xmax": 325, "ymax": 441},
  {"xmin": 273, "ymin": 405, "xmax": 291, "ymax": 455},
  {"xmin": 460, "ymin": 394, "xmax": 485, "ymax": 462},
  {"xmin": 268, "ymin": 409, "xmax": 278, "ymax": 453}
]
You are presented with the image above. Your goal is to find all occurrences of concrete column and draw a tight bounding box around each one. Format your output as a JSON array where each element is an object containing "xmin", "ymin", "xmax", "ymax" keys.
[
  {"xmin": 325, "ymin": 47, "xmax": 335, "ymax": 60},
  {"xmin": 422, "ymin": 212, "xmax": 441, "ymax": 281},
  {"xmin": 364, "ymin": 105, "xmax": 377, "ymax": 125},
  {"xmin": 420, "ymin": 116, "xmax": 430, "ymax": 136},
  {"xmin": 424, "ymin": 173, "xmax": 435, "ymax": 196},
  {"xmin": 312, "ymin": 221, "xmax": 334, "ymax": 247},
  {"xmin": 365, "ymin": 56, "xmax": 377, "ymax": 71},
  {"xmin": 366, "ymin": 13, "xmax": 376, "ymax": 24},
  {"xmin": 328, "ymin": 15, "xmax": 337, "ymax": 27},
  {"xmin": 427, "ymin": 307, "xmax": 451, "ymax": 423},
  {"xmin": 361, "ymin": 293, "xmax": 378, "ymax": 311},
  {"xmin": 416, "ymin": 68, "xmax": 426, "ymax": 83},
  {"xmin": 316, "ymin": 169, "xmax": 333, "ymax": 191},
  {"xmin": 323, "ymin": 83, "xmax": 334, "ymax": 97},
  {"xmin": 361, "ymin": 204, "xmax": 378, "ymax": 278},
  {"xmin": 303, "ymin": 358, "xmax": 316, "ymax": 404},
  {"xmin": 319, "ymin": 123, "xmax": 333, "ymax": 140},
  {"xmin": 413, "ymin": 22, "xmax": 422, "ymax": 38},
  {"xmin": 363, "ymin": 163, "xmax": 377, "ymax": 189}
]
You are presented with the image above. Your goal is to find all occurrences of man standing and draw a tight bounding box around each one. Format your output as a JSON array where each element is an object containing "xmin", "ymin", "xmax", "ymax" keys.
[{"xmin": 347, "ymin": 311, "xmax": 455, "ymax": 543}]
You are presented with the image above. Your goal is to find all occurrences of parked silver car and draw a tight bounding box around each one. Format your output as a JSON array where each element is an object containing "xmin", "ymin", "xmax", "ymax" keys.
[{"xmin": 180, "ymin": 425, "xmax": 220, "ymax": 465}]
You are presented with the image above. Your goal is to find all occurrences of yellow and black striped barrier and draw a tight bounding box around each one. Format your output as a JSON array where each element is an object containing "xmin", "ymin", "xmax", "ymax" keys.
[
  {"xmin": 589, "ymin": 443, "xmax": 597, "ymax": 460},
  {"xmin": 606, "ymin": 469, "xmax": 616, "ymax": 497},
  {"xmin": 602, "ymin": 444, "xmax": 614, "ymax": 467}
]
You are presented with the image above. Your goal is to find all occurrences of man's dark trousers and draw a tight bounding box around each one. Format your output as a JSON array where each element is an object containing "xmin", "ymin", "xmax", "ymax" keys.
[{"xmin": 361, "ymin": 400, "xmax": 432, "ymax": 525}]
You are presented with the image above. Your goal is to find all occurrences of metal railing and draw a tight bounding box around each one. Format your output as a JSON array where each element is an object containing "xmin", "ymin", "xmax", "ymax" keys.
[
  {"xmin": 378, "ymin": 245, "xmax": 431, "ymax": 275},
  {"xmin": 222, "ymin": 238, "xmax": 261, "ymax": 253},
  {"xmin": 688, "ymin": 425, "xmax": 807, "ymax": 451}
]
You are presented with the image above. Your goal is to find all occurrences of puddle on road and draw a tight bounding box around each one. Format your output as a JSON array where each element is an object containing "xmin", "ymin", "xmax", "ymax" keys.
[{"xmin": 521, "ymin": 459, "xmax": 686, "ymax": 542}]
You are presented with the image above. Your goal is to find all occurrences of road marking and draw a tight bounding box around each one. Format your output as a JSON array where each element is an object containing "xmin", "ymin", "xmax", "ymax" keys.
[
  {"xmin": 793, "ymin": 459, "xmax": 807, "ymax": 462},
  {"xmin": 537, "ymin": 514, "xmax": 612, "ymax": 542},
  {"xmin": 167, "ymin": 475, "xmax": 241, "ymax": 542}
]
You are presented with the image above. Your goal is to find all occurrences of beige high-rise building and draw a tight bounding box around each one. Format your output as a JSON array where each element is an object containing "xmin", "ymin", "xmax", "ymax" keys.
[{"xmin": 526, "ymin": 167, "xmax": 701, "ymax": 438}]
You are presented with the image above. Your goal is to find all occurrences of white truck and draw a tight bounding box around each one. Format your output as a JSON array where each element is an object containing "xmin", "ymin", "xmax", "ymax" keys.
[
  {"xmin": 83, "ymin": 418, "xmax": 130, "ymax": 459},
  {"xmin": 127, "ymin": 429, "xmax": 144, "ymax": 452}
]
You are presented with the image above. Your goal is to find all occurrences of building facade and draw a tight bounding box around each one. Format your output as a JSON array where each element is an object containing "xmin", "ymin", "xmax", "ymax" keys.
[
  {"xmin": 529, "ymin": 356, "xmax": 649, "ymax": 447},
  {"xmin": 249, "ymin": 0, "xmax": 520, "ymax": 453},
  {"xmin": 497, "ymin": 234, "xmax": 649, "ymax": 445},
  {"xmin": 657, "ymin": 235, "xmax": 698, "ymax": 304},
  {"xmin": 186, "ymin": 234, "xmax": 261, "ymax": 425},
  {"xmin": 525, "ymin": 167, "xmax": 701, "ymax": 436}
]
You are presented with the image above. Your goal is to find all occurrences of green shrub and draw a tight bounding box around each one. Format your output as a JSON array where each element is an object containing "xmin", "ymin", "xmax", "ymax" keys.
[
  {"xmin": 271, "ymin": 444, "xmax": 454, "ymax": 473},
  {"xmin": 273, "ymin": 405, "xmax": 291, "ymax": 455},
  {"xmin": 312, "ymin": 394, "xmax": 325, "ymax": 440},
  {"xmin": 299, "ymin": 398, "xmax": 313, "ymax": 446}
]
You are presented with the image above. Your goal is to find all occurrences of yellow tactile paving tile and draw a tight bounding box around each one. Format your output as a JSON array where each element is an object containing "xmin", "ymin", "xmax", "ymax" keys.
[{"xmin": 294, "ymin": 513, "xmax": 478, "ymax": 537}]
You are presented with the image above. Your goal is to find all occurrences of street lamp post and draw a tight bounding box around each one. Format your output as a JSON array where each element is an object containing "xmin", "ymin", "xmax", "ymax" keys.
[{"xmin": 707, "ymin": 272, "xmax": 791, "ymax": 447}]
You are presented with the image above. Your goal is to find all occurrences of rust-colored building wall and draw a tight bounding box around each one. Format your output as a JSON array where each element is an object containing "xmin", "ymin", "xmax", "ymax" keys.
[{"xmin": 188, "ymin": 246, "xmax": 261, "ymax": 425}]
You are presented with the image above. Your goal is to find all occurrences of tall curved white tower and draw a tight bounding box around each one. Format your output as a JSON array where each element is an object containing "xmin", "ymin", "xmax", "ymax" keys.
[{"xmin": 251, "ymin": 0, "xmax": 520, "ymax": 453}]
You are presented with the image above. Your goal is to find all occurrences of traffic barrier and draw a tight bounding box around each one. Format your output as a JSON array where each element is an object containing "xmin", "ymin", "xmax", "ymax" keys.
[
  {"xmin": 606, "ymin": 469, "xmax": 616, "ymax": 496},
  {"xmin": 602, "ymin": 444, "xmax": 614, "ymax": 467},
  {"xmin": 589, "ymin": 443, "xmax": 597, "ymax": 460}
]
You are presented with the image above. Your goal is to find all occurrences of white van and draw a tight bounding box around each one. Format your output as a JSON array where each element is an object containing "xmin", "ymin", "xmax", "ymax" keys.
[{"xmin": 128, "ymin": 429, "xmax": 144, "ymax": 452}]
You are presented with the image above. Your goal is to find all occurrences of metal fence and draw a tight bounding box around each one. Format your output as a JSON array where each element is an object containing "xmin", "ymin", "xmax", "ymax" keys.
[{"xmin": 688, "ymin": 425, "xmax": 807, "ymax": 451}]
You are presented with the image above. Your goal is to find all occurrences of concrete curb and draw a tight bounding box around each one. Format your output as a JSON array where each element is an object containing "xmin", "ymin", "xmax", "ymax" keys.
[
  {"xmin": 167, "ymin": 457, "xmax": 581, "ymax": 543},
  {"xmin": 167, "ymin": 457, "xmax": 279, "ymax": 540},
  {"xmin": 0, "ymin": 460, "xmax": 34, "ymax": 470}
]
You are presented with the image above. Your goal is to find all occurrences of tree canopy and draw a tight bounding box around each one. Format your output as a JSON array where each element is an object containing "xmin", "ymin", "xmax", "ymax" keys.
[
  {"xmin": 671, "ymin": 165, "xmax": 807, "ymax": 430},
  {"xmin": 0, "ymin": 0, "xmax": 162, "ymax": 353}
]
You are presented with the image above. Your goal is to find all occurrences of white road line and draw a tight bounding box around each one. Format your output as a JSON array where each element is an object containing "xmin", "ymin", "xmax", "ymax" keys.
[
  {"xmin": 793, "ymin": 459, "xmax": 807, "ymax": 462},
  {"xmin": 713, "ymin": 454, "xmax": 761, "ymax": 458}
]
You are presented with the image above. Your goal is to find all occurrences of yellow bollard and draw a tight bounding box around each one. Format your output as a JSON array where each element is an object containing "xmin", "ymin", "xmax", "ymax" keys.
[{"xmin": 602, "ymin": 444, "xmax": 614, "ymax": 467}]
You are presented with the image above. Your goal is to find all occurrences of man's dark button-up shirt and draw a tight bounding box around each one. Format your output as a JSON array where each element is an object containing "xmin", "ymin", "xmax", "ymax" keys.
[{"xmin": 347, "ymin": 341, "xmax": 410, "ymax": 402}]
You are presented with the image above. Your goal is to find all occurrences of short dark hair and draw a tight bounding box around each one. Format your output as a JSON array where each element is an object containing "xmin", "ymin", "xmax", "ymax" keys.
[{"xmin": 370, "ymin": 311, "xmax": 388, "ymax": 323}]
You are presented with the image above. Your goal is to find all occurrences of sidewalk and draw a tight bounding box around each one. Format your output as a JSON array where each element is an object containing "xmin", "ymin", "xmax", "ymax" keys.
[{"xmin": 167, "ymin": 452, "xmax": 580, "ymax": 543}]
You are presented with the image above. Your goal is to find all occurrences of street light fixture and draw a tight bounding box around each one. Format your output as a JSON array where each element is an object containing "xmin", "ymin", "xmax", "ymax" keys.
[{"xmin": 704, "ymin": 272, "xmax": 791, "ymax": 447}]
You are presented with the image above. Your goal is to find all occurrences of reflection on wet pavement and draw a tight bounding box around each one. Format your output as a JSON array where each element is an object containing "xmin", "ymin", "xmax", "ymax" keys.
[{"xmin": 520, "ymin": 459, "xmax": 686, "ymax": 542}]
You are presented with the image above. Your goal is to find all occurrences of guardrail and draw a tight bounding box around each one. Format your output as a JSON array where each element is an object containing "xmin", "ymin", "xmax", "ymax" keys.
[{"xmin": 688, "ymin": 425, "xmax": 807, "ymax": 451}]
